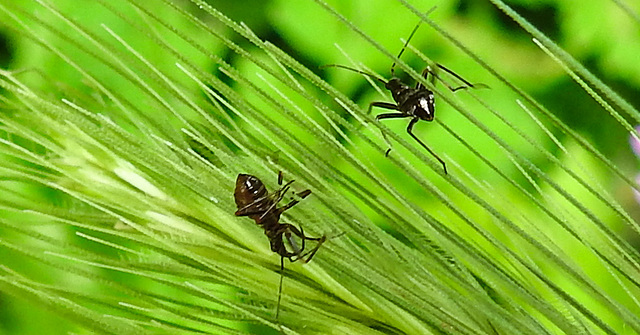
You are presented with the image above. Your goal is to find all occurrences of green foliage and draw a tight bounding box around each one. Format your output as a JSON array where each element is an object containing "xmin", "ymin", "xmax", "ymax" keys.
[{"xmin": 0, "ymin": 0, "xmax": 638, "ymax": 334}]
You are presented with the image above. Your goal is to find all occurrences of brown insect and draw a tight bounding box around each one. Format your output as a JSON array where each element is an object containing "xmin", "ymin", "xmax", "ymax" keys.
[{"xmin": 234, "ymin": 171, "xmax": 326, "ymax": 322}]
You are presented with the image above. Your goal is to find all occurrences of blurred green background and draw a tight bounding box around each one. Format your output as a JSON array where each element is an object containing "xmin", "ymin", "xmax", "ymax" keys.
[{"xmin": 0, "ymin": 0, "xmax": 639, "ymax": 333}]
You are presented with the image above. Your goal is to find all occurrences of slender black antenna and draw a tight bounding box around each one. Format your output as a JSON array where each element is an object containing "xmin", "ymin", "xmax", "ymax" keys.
[{"xmin": 391, "ymin": 6, "xmax": 438, "ymax": 77}]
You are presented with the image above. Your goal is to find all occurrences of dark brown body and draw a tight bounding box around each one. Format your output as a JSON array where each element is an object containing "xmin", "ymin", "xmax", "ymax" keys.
[
  {"xmin": 234, "ymin": 173, "xmax": 322, "ymax": 262},
  {"xmin": 234, "ymin": 173, "xmax": 280, "ymax": 225},
  {"xmin": 233, "ymin": 172, "xmax": 327, "ymax": 324}
]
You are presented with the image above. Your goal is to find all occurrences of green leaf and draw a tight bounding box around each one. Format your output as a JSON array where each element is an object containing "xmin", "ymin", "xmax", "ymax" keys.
[{"xmin": 0, "ymin": 0, "xmax": 638, "ymax": 334}]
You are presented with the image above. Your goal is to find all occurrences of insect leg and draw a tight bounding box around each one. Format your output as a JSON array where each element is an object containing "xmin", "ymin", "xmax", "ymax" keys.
[
  {"xmin": 287, "ymin": 224, "xmax": 326, "ymax": 263},
  {"xmin": 295, "ymin": 189, "xmax": 312, "ymax": 199},
  {"xmin": 375, "ymin": 112, "xmax": 410, "ymax": 156},
  {"xmin": 276, "ymin": 256, "xmax": 285, "ymax": 322},
  {"xmin": 277, "ymin": 189, "xmax": 312, "ymax": 216},
  {"xmin": 300, "ymin": 235, "xmax": 326, "ymax": 263},
  {"xmin": 415, "ymin": 66, "xmax": 437, "ymax": 90},
  {"xmin": 432, "ymin": 64, "xmax": 488, "ymax": 92},
  {"xmin": 375, "ymin": 112, "xmax": 409, "ymax": 120},
  {"xmin": 256, "ymin": 180, "xmax": 295, "ymax": 221},
  {"xmin": 235, "ymin": 205, "xmax": 269, "ymax": 217},
  {"xmin": 235, "ymin": 180, "xmax": 295, "ymax": 218},
  {"xmin": 305, "ymin": 231, "xmax": 345, "ymax": 262},
  {"xmin": 235, "ymin": 195, "xmax": 280, "ymax": 218},
  {"xmin": 406, "ymin": 117, "xmax": 447, "ymax": 174},
  {"xmin": 273, "ymin": 180, "xmax": 295, "ymax": 203},
  {"xmin": 368, "ymin": 101, "xmax": 399, "ymax": 115},
  {"xmin": 280, "ymin": 224, "xmax": 305, "ymax": 259}
]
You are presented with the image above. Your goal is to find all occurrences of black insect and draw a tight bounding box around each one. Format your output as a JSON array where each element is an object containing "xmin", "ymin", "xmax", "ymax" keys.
[
  {"xmin": 322, "ymin": 9, "xmax": 484, "ymax": 175},
  {"xmin": 234, "ymin": 172, "xmax": 326, "ymax": 323}
]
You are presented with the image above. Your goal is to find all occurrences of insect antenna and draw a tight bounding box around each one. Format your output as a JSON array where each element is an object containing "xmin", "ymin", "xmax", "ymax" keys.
[{"xmin": 390, "ymin": 6, "xmax": 438, "ymax": 77}]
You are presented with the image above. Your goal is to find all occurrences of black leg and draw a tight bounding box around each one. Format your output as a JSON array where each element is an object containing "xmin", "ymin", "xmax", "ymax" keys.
[
  {"xmin": 369, "ymin": 103, "xmax": 403, "ymax": 156},
  {"xmin": 235, "ymin": 208, "xmax": 265, "ymax": 217},
  {"xmin": 296, "ymin": 189, "xmax": 312, "ymax": 199},
  {"xmin": 376, "ymin": 112, "xmax": 408, "ymax": 120},
  {"xmin": 273, "ymin": 181, "xmax": 294, "ymax": 203},
  {"xmin": 235, "ymin": 178, "xmax": 295, "ymax": 218},
  {"xmin": 277, "ymin": 224, "xmax": 305, "ymax": 259},
  {"xmin": 277, "ymin": 189, "xmax": 311, "ymax": 215},
  {"xmin": 288, "ymin": 224, "xmax": 324, "ymax": 242},
  {"xmin": 406, "ymin": 117, "xmax": 448, "ymax": 174},
  {"xmin": 276, "ymin": 256, "xmax": 284, "ymax": 322},
  {"xmin": 235, "ymin": 199, "xmax": 273, "ymax": 217},
  {"xmin": 368, "ymin": 101, "xmax": 399, "ymax": 115},
  {"xmin": 416, "ymin": 66, "xmax": 437, "ymax": 90},
  {"xmin": 300, "ymin": 235, "xmax": 326, "ymax": 263},
  {"xmin": 282, "ymin": 224, "xmax": 325, "ymax": 263},
  {"xmin": 290, "ymin": 224, "xmax": 305, "ymax": 256},
  {"xmin": 375, "ymin": 112, "xmax": 409, "ymax": 156},
  {"xmin": 258, "ymin": 181, "xmax": 295, "ymax": 221},
  {"xmin": 435, "ymin": 63, "xmax": 484, "ymax": 92}
]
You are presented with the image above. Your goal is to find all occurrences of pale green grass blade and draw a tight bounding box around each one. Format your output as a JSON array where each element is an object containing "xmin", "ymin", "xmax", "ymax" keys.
[{"xmin": 0, "ymin": 0, "xmax": 638, "ymax": 334}]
